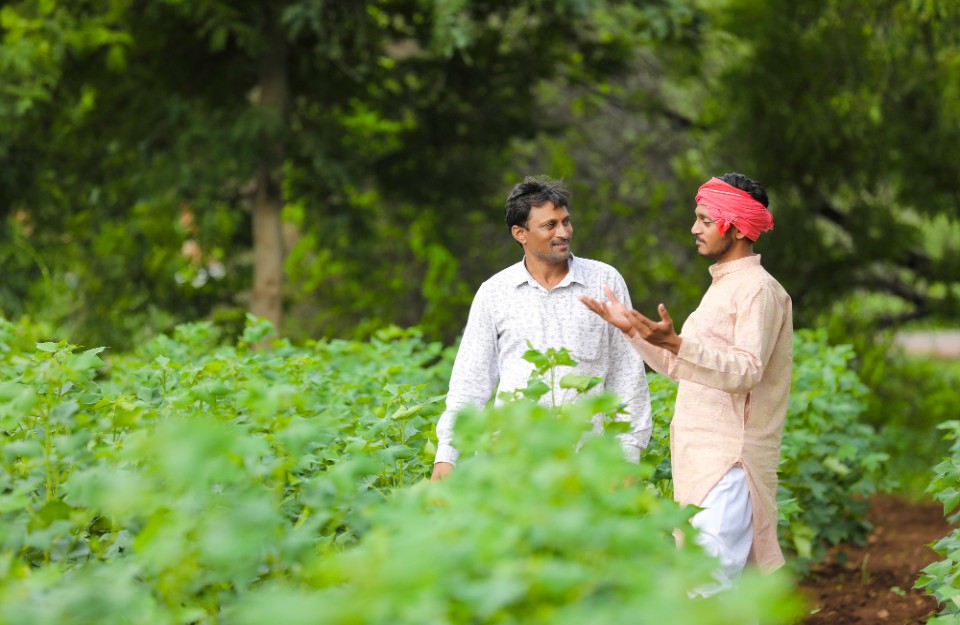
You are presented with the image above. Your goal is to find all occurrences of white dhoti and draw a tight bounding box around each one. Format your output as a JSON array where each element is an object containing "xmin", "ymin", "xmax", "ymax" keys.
[{"xmin": 689, "ymin": 466, "xmax": 753, "ymax": 598}]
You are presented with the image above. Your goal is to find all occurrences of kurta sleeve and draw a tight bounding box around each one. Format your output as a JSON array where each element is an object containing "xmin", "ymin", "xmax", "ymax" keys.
[
  {"xmin": 434, "ymin": 284, "xmax": 501, "ymax": 466},
  {"xmin": 626, "ymin": 334, "xmax": 678, "ymax": 379},
  {"xmin": 670, "ymin": 282, "xmax": 785, "ymax": 394},
  {"xmin": 602, "ymin": 275, "xmax": 652, "ymax": 459}
]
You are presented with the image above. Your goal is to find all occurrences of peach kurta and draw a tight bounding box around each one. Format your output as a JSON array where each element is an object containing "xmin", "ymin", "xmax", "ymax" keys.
[{"xmin": 629, "ymin": 254, "xmax": 793, "ymax": 572}]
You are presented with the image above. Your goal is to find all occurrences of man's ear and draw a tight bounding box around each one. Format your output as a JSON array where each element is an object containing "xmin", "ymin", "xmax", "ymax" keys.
[
  {"xmin": 512, "ymin": 225, "xmax": 527, "ymax": 245},
  {"xmin": 731, "ymin": 227, "xmax": 748, "ymax": 241}
]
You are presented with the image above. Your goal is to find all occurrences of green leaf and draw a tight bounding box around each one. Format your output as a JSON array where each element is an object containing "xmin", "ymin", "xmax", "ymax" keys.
[
  {"xmin": 605, "ymin": 421, "xmax": 631, "ymax": 435},
  {"xmin": 938, "ymin": 488, "xmax": 960, "ymax": 515},
  {"xmin": 790, "ymin": 522, "xmax": 816, "ymax": 559},
  {"xmin": 558, "ymin": 374, "xmax": 602, "ymax": 392},
  {"xmin": 522, "ymin": 348, "xmax": 550, "ymax": 371},
  {"xmin": 822, "ymin": 456, "xmax": 851, "ymax": 477},
  {"xmin": 520, "ymin": 379, "xmax": 551, "ymax": 401},
  {"xmin": 69, "ymin": 347, "xmax": 106, "ymax": 372},
  {"xmin": 389, "ymin": 404, "xmax": 422, "ymax": 420},
  {"xmin": 30, "ymin": 500, "xmax": 74, "ymax": 530}
]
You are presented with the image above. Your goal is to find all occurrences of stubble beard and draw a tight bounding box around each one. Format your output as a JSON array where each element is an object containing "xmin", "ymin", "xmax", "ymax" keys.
[
  {"xmin": 699, "ymin": 233, "xmax": 733, "ymax": 260},
  {"xmin": 534, "ymin": 239, "xmax": 572, "ymax": 264}
]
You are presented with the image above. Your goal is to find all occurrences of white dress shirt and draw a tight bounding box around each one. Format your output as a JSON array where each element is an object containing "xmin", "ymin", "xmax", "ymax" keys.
[{"xmin": 435, "ymin": 254, "xmax": 652, "ymax": 465}]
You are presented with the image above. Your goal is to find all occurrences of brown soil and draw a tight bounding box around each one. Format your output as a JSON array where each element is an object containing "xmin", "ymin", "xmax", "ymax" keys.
[{"xmin": 798, "ymin": 494, "xmax": 954, "ymax": 625}]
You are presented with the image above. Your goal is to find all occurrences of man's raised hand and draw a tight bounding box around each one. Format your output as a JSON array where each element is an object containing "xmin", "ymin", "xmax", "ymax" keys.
[
  {"xmin": 579, "ymin": 286, "xmax": 637, "ymax": 336},
  {"xmin": 626, "ymin": 303, "xmax": 682, "ymax": 355}
]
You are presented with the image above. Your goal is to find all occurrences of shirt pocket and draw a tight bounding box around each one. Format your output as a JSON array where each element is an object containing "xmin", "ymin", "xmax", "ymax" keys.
[
  {"xmin": 567, "ymin": 305, "xmax": 605, "ymax": 363},
  {"xmin": 498, "ymin": 297, "xmax": 543, "ymax": 347}
]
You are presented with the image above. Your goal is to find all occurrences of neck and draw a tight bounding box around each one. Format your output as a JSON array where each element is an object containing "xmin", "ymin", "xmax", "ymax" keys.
[
  {"xmin": 715, "ymin": 241, "xmax": 754, "ymax": 265},
  {"xmin": 524, "ymin": 256, "xmax": 570, "ymax": 289}
]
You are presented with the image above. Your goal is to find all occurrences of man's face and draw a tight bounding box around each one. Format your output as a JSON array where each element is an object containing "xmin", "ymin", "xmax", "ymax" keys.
[
  {"xmin": 691, "ymin": 205, "xmax": 734, "ymax": 260},
  {"xmin": 515, "ymin": 201, "xmax": 573, "ymax": 264}
]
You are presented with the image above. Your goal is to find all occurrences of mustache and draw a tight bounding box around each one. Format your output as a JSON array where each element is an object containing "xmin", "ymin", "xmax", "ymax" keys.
[{"xmin": 552, "ymin": 238, "xmax": 570, "ymax": 245}]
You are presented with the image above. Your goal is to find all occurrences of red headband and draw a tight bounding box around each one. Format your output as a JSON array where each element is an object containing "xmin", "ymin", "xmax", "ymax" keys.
[{"xmin": 695, "ymin": 177, "xmax": 773, "ymax": 241}]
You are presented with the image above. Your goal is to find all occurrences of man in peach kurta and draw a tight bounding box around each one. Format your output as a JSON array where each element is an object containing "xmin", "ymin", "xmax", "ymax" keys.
[{"xmin": 582, "ymin": 172, "xmax": 793, "ymax": 590}]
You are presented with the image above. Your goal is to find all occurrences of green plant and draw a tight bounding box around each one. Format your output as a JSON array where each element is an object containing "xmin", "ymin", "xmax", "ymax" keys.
[
  {"xmin": 777, "ymin": 329, "xmax": 894, "ymax": 565},
  {"xmin": 821, "ymin": 304, "xmax": 960, "ymax": 496},
  {"xmin": 228, "ymin": 384, "xmax": 802, "ymax": 625},
  {"xmin": 916, "ymin": 421, "xmax": 960, "ymax": 623},
  {"xmin": 0, "ymin": 315, "xmax": 804, "ymax": 623}
]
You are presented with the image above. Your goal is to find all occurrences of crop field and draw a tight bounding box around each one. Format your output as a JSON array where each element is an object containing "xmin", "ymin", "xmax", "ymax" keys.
[{"xmin": 0, "ymin": 316, "xmax": 918, "ymax": 624}]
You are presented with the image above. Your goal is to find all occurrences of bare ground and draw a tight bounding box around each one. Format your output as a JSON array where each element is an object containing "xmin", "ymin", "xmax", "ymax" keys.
[{"xmin": 798, "ymin": 494, "xmax": 953, "ymax": 624}]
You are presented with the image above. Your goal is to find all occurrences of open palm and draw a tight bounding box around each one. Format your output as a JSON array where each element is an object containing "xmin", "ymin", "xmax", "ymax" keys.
[{"xmin": 579, "ymin": 286, "xmax": 635, "ymax": 334}]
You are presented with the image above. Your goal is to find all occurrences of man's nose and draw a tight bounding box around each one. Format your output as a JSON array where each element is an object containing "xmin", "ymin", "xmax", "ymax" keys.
[{"xmin": 557, "ymin": 223, "xmax": 572, "ymax": 238}]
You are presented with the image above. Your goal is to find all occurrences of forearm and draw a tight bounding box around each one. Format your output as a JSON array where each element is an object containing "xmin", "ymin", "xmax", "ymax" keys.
[
  {"xmin": 435, "ymin": 410, "xmax": 460, "ymax": 465},
  {"xmin": 670, "ymin": 338, "xmax": 763, "ymax": 393},
  {"xmin": 434, "ymin": 285, "xmax": 499, "ymax": 465}
]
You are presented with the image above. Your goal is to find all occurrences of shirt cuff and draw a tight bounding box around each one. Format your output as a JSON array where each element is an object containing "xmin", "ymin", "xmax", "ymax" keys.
[
  {"xmin": 617, "ymin": 431, "xmax": 650, "ymax": 464},
  {"xmin": 669, "ymin": 336, "xmax": 700, "ymax": 377},
  {"xmin": 435, "ymin": 443, "xmax": 460, "ymax": 466},
  {"xmin": 677, "ymin": 335, "xmax": 700, "ymax": 361}
]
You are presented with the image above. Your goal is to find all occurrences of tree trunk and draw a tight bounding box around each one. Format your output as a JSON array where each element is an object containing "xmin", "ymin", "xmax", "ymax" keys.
[{"xmin": 250, "ymin": 13, "xmax": 288, "ymax": 335}]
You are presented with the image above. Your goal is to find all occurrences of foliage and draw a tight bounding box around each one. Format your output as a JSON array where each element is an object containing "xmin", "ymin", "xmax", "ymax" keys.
[
  {"xmin": 916, "ymin": 421, "xmax": 960, "ymax": 623},
  {"xmin": 704, "ymin": 0, "xmax": 960, "ymax": 328},
  {"xmin": 776, "ymin": 329, "xmax": 894, "ymax": 566},
  {"xmin": 639, "ymin": 372, "xmax": 678, "ymax": 498},
  {"xmin": 4, "ymin": 0, "xmax": 960, "ymax": 360},
  {"xmin": 0, "ymin": 314, "xmax": 803, "ymax": 623},
  {"xmin": 232, "ymin": 396, "xmax": 801, "ymax": 625},
  {"xmin": 819, "ymin": 302, "xmax": 960, "ymax": 495},
  {"xmin": 0, "ymin": 0, "xmax": 700, "ymax": 348},
  {"xmin": 0, "ymin": 316, "xmax": 450, "ymax": 573}
]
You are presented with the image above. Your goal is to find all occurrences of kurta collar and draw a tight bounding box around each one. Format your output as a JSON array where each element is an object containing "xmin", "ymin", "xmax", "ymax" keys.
[
  {"xmin": 511, "ymin": 254, "xmax": 585, "ymax": 289},
  {"xmin": 709, "ymin": 254, "xmax": 762, "ymax": 282}
]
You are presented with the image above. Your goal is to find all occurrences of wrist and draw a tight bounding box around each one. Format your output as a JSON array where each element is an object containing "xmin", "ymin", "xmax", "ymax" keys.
[{"xmin": 668, "ymin": 336, "xmax": 682, "ymax": 355}]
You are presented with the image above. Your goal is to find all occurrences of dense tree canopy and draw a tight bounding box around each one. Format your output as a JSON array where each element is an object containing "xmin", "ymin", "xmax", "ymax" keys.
[
  {"xmin": 1, "ymin": 0, "xmax": 957, "ymax": 348},
  {"xmin": 706, "ymin": 0, "xmax": 960, "ymax": 327}
]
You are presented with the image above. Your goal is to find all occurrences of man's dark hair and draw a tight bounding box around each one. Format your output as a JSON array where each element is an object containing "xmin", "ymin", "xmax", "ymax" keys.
[
  {"xmin": 504, "ymin": 176, "xmax": 571, "ymax": 230},
  {"xmin": 718, "ymin": 172, "xmax": 769, "ymax": 208}
]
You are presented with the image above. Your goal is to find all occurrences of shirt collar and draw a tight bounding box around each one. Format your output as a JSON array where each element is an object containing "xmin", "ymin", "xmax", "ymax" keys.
[
  {"xmin": 510, "ymin": 254, "xmax": 586, "ymax": 289},
  {"xmin": 709, "ymin": 254, "xmax": 762, "ymax": 281}
]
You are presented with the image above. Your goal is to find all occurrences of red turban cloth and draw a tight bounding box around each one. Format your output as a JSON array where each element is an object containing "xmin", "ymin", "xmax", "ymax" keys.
[{"xmin": 695, "ymin": 177, "xmax": 774, "ymax": 241}]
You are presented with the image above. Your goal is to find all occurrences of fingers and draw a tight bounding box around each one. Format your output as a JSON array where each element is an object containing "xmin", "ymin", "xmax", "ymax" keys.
[
  {"xmin": 602, "ymin": 286, "xmax": 624, "ymax": 307},
  {"xmin": 658, "ymin": 303, "xmax": 673, "ymax": 327},
  {"xmin": 580, "ymin": 295, "xmax": 613, "ymax": 322},
  {"xmin": 626, "ymin": 309, "xmax": 656, "ymax": 331},
  {"xmin": 579, "ymin": 295, "xmax": 604, "ymax": 315}
]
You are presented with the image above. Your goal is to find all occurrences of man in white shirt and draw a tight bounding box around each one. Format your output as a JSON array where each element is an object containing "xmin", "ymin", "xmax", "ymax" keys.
[{"xmin": 431, "ymin": 176, "xmax": 652, "ymax": 481}]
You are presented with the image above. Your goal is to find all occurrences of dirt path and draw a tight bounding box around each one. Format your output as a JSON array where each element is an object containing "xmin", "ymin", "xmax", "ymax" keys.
[{"xmin": 798, "ymin": 494, "xmax": 954, "ymax": 624}]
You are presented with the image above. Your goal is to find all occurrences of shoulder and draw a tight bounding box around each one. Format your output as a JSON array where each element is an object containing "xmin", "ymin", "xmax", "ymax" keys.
[
  {"xmin": 742, "ymin": 266, "xmax": 790, "ymax": 306},
  {"xmin": 475, "ymin": 261, "xmax": 524, "ymax": 299},
  {"xmin": 573, "ymin": 256, "xmax": 627, "ymax": 284},
  {"xmin": 484, "ymin": 261, "xmax": 524, "ymax": 286}
]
